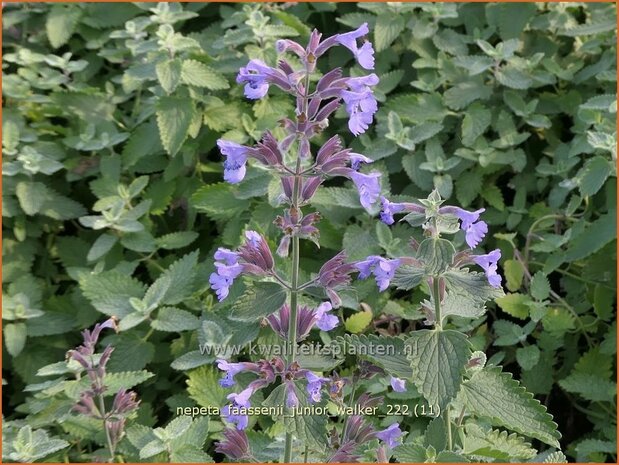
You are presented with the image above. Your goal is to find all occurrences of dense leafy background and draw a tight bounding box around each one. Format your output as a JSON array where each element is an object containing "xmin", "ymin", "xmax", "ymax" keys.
[{"xmin": 2, "ymin": 2, "xmax": 617, "ymax": 462}]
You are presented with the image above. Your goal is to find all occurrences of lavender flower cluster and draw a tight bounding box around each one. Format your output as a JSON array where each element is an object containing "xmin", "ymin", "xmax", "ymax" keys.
[
  {"xmin": 209, "ymin": 22, "xmax": 503, "ymax": 461},
  {"xmin": 67, "ymin": 317, "xmax": 140, "ymax": 460}
]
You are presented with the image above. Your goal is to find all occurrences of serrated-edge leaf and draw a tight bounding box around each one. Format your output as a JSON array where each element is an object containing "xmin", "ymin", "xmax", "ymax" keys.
[
  {"xmin": 458, "ymin": 365, "xmax": 561, "ymax": 447},
  {"xmin": 406, "ymin": 329, "xmax": 471, "ymax": 409}
]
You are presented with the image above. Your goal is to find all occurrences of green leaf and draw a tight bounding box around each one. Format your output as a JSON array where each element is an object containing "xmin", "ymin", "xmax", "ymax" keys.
[
  {"xmin": 191, "ymin": 183, "xmax": 251, "ymax": 221},
  {"xmin": 564, "ymin": 210, "xmax": 616, "ymax": 262},
  {"xmin": 333, "ymin": 334, "xmax": 412, "ymax": 379},
  {"xmin": 463, "ymin": 424, "xmax": 536, "ymax": 461},
  {"xmin": 458, "ymin": 366, "xmax": 561, "ymax": 447},
  {"xmin": 574, "ymin": 439, "xmax": 616, "ymax": 462},
  {"xmin": 530, "ymin": 271, "xmax": 550, "ymax": 301},
  {"xmin": 578, "ymin": 156, "xmax": 611, "ymax": 197},
  {"xmin": 392, "ymin": 264, "xmax": 425, "ymax": 290},
  {"xmin": 496, "ymin": 67, "xmax": 532, "ymax": 90},
  {"xmin": 181, "ymin": 60, "xmax": 229, "ymax": 90},
  {"xmin": 87, "ymin": 233, "xmax": 118, "ymax": 262},
  {"xmin": 157, "ymin": 251, "xmax": 199, "ymax": 306},
  {"xmin": 105, "ymin": 335, "xmax": 155, "ymax": 372},
  {"xmin": 492, "ymin": 3, "xmax": 536, "ymax": 40},
  {"xmin": 46, "ymin": 4, "xmax": 81, "ymax": 48},
  {"xmin": 155, "ymin": 231, "xmax": 199, "ymax": 250},
  {"xmin": 344, "ymin": 309, "xmax": 373, "ymax": 333},
  {"xmin": 152, "ymin": 307, "xmax": 200, "ymax": 332},
  {"xmin": 186, "ymin": 366, "xmax": 227, "ymax": 408},
  {"xmin": 4, "ymin": 322, "xmax": 27, "ymax": 357},
  {"xmin": 9, "ymin": 426, "xmax": 69, "ymax": 462},
  {"xmin": 416, "ymin": 238, "xmax": 456, "ymax": 274},
  {"xmin": 516, "ymin": 345, "xmax": 540, "ymax": 371},
  {"xmin": 15, "ymin": 182, "xmax": 48, "ymax": 215},
  {"xmin": 455, "ymin": 170, "xmax": 483, "ymax": 206},
  {"xmin": 443, "ymin": 269, "xmax": 505, "ymax": 304},
  {"xmin": 80, "ymin": 271, "xmax": 146, "ymax": 318},
  {"xmin": 156, "ymin": 96, "xmax": 196, "ymax": 156},
  {"xmin": 462, "ymin": 103, "xmax": 491, "ymax": 146},
  {"xmin": 481, "ymin": 184, "xmax": 505, "ymax": 211},
  {"xmin": 503, "ymin": 259, "xmax": 524, "ymax": 292},
  {"xmin": 559, "ymin": 373, "xmax": 616, "ymax": 402},
  {"xmin": 406, "ymin": 329, "xmax": 471, "ymax": 409},
  {"xmin": 229, "ymin": 282, "xmax": 287, "ymax": 322},
  {"xmin": 156, "ymin": 58, "xmax": 182, "ymax": 94},
  {"xmin": 495, "ymin": 293, "xmax": 530, "ymax": 319},
  {"xmin": 374, "ymin": 14, "xmax": 405, "ymax": 52}
]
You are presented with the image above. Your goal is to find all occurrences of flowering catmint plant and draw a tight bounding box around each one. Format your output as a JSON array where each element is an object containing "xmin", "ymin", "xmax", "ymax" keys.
[
  {"xmin": 209, "ymin": 24, "xmax": 404, "ymax": 462},
  {"xmin": 66, "ymin": 317, "xmax": 140, "ymax": 462}
]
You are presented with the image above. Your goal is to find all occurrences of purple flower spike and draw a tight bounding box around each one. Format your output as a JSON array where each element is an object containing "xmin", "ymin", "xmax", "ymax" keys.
[
  {"xmin": 375, "ymin": 423, "xmax": 403, "ymax": 448},
  {"xmin": 473, "ymin": 249, "xmax": 502, "ymax": 288},
  {"xmin": 217, "ymin": 140, "xmax": 251, "ymax": 184},
  {"xmin": 314, "ymin": 302, "xmax": 339, "ymax": 331},
  {"xmin": 349, "ymin": 170, "xmax": 381, "ymax": 210},
  {"xmin": 341, "ymin": 74, "xmax": 379, "ymax": 135},
  {"xmin": 306, "ymin": 372, "xmax": 329, "ymax": 403},
  {"xmin": 355, "ymin": 256, "xmax": 401, "ymax": 291},
  {"xmin": 390, "ymin": 377, "xmax": 406, "ymax": 393},
  {"xmin": 236, "ymin": 59, "xmax": 275, "ymax": 99},
  {"xmin": 336, "ymin": 23, "xmax": 375, "ymax": 70},
  {"xmin": 223, "ymin": 387, "xmax": 253, "ymax": 430}
]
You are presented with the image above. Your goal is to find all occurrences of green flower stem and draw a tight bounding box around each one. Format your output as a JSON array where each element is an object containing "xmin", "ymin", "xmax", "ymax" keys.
[
  {"xmin": 284, "ymin": 150, "xmax": 303, "ymax": 464},
  {"xmin": 432, "ymin": 277, "xmax": 453, "ymax": 451},
  {"xmin": 433, "ymin": 276, "xmax": 442, "ymax": 330}
]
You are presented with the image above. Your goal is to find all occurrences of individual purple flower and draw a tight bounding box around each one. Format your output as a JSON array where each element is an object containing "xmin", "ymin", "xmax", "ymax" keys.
[
  {"xmin": 349, "ymin": 152, "xmax": 373, "ymax": 171},
  {"xmin": 349, "ymin": 170, "xmax": 381, "ymax": 210},
  {"xmin": 285, "ymin": 382, "xmax": 299, "ymax": 408},
  {"xmin": 110, "ymin": 388, "xmax": 140, "ymax": 415},
  {"xmin": 215, "ymin": 428, "xmax": 250, "ymax": 460},
  {"xmin": 355, "ymin": 256, "xmax": 401, "ymax": 291},
  {"xmin": 380, "ymin": 197, "xmax": 425, "ymax": 225},
  {"xmin": 217, "ymin": 140, "xmax": 252, "ymax": 184},
  {"xmin": 341, "ymin": 74, "xmax": 379, "ymax": 135},
  {"xmin": 472, "ymin": 249, "xmax": 502, "ymax": 288},
  {"xmin": 217, "ymin": 359, "xmax": 250, "ymax": 388},
  {"xmin": 306, "ymin": 372, "xmax": 329, "ymax": 403},
  {"xmin": 318, "ymin": 252, "xmax": 356, "ymax": 308},
  {"xmin": 236, "ymin": 59, "xmax": 292, "ymax": 99},
  {"xmin": 439, "ymin": 206, "xmax": 488, "ymax": 249},
  {"xmin": 223, "ymin": 387, "xmax": 254, "ymax": 430},
  {"xmin": 267, "ymin": 304, "xmax": 316, "ymax": 341},
  {"xmin": 375, "ymin": 423, "xmax": 403, "ymax": 448},
  {"xmin": 209, "ymin": 248, "xmax": 243, "ymax": 301},
  {"xmin": 335, "ymin": 23, "xmax": 375, "ymax": 70},
  {"xmin": 238, "ymin": 230, "xmax": 275, "ymax": 275},
  {"xmin": 390, "ymin": 377, "xmax": 406, "ymax": 393},
  {"xmin": 314, "ymin": 302, "xmax": 339, "ymax": 331}
]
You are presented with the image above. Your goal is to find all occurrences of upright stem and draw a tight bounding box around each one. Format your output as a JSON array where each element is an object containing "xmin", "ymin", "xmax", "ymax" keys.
[
  {"xmin": 284, "ymin": 147, "xmax": 303, "ymax": 465},
  {"xmin": 432, "ymin": 277, "xmax": 452, "ymax": 450},
  {"xmin": 433, "ymin": 276, "xmax": 442, "ymax": 330},
  {"xmin": 446, "ymin": 405, "xmax": 453, "ymax": 451}
]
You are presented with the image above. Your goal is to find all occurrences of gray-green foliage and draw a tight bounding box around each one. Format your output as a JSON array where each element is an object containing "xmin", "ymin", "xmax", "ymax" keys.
[{"xmin": 2, "ymin": 2, "xmax": 616, "ymax": 463}]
